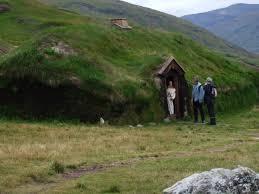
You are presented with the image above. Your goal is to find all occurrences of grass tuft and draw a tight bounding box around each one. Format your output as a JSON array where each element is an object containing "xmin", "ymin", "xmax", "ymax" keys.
[
  {"xmin": 103, "ymin": 185, "xmax": 121, "ymax": 193},
  {"xmin": 76, "ymin": 182, "xmax": 88, "ymax": 190},
  {"xmin": 50, "ymin": 161, "xmax": 65, "ymax": 174}
]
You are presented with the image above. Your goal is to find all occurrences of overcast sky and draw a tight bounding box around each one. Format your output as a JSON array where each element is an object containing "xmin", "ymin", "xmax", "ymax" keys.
[{"xmin": 122, "ymin": 0, "xmax": 259, "ymax": 16}]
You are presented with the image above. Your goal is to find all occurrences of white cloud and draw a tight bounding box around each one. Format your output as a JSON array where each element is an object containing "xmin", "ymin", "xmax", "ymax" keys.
[{"xmin": 122, "ymin": 0, "xmax": 259, "ymax": 16}]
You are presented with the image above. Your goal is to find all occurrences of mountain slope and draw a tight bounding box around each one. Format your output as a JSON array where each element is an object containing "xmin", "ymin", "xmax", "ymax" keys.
[
  {"xmin": 0, "ymin": 0, "xmax": 258, "ymax": 122},
  {"xmin": 39, "ymin": 0, "xmax": 256, "ymax": 59},
  {"xmin": 183, "ymin": 4, "xmax": 259, "ymax": 54}
]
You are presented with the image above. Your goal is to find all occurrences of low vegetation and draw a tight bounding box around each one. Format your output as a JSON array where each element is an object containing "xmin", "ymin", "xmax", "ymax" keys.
[
  {"xmin": 0, "ymin": 106, "xmax": 258, "ymax": 193},
  {"xmin": 40, "ymin": 0, "xmax": 257, "ymax": 61},
  {"xmin": 0, "ymin": 1, "xmax": 258, "ymax": 193}
]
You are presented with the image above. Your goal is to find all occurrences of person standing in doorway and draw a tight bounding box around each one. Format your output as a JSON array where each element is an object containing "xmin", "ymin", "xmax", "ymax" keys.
[
  {"xmin": 167, "ymin": 81, "xmax": 176, "ymax": 119},
  {"xmin": 192, "ymin": 76, "xmax": 205, "ymax": 123},
  {"xmin": 204, "ymin": 77, "xmax": 217, "ymax": 125}
]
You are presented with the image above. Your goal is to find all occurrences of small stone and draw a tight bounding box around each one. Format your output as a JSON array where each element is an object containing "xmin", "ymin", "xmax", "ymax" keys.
[
  {"xmin": 51, "ymin": 41, "xmax": 76, "ymax": 56},
  {"xmin": 136, "ymin": 124, "xmax": 144, "ymax": 128},
  {"xmin": 100, "ymin": 118, "xmax": 105, "ymax": 125},
  {"xmin": 148, "ymin": 122, "xmax": 156, "ymax": 126},
  {"xmin": 129, "ymin": 125, "xmax": 135, "ymax": 128},
  {"xmin": 164, "ymin": 118, "xmax": 171, "ymax": 123}
]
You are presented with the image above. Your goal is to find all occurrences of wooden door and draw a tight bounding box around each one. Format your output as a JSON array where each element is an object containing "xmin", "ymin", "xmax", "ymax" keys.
[{"xmin": 174, "ymin": 77, "xmax": 181, "ymax": 118}]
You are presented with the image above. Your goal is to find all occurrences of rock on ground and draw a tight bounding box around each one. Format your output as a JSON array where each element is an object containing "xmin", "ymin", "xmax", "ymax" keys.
[
  {"xmin": 0, "ymin": 46, "xmax": 8, "ymax": 55},
  {"xmin": 163, "ymin": 118, "xmax": 171, "ymax": 123},
  {"xmin": 51, "ymin": 41, "xmax": 76, "ymax": 56},
  {"xmin": 163, "ymin": 166, "xmax": 259, "ymax": 194},
  {"xmin": 100, "ymin": 117, "xmax": 105, "ymax": 125}
]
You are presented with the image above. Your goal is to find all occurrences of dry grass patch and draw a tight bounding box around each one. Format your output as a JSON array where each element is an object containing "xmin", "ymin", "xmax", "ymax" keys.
[{"xmin": 0, "ymin": 107, "xmax": 258, "ymax": 193}]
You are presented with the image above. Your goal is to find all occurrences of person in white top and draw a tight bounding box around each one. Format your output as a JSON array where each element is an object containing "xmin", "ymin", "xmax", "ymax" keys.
[{"xmin": 167, "ymin": 81, "xmax": 176, "ymax": 119}]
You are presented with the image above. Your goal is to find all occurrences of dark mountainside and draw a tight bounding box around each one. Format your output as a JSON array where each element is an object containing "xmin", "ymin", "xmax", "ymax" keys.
[
  {"xmin": 39, "ymin": 0, "xmax": 258, "ymax": 61},
  {"xmin": 183, "ymin": 4, "xmax": 259, "ymax": 54}
]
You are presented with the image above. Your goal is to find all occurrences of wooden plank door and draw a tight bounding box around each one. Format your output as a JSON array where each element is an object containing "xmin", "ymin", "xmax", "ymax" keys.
[{"xmin": 174, "ymin": 77, "xmax": 180, "ymax": 118}]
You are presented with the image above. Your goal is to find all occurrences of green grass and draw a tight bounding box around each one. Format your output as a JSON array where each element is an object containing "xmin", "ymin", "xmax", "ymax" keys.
[
  {"xmin": 0, "ymin": 0, "xmax": 258, "ymax": 122},
  {"xmin": 0, "ymin": 1, "xmax": 258, "ymax": 193},
  {"xmin": 40, "ymin": 0, "xmax": 259, "ymax": 62},
  {"xmin": 0, "ymin": 106, "xmax": 258, "ymax": 193}
]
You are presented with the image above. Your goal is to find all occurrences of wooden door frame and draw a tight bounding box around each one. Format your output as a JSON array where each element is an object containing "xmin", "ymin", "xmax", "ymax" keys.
[{"xmin": 165, "ymin": 74, "xmax": 181, "ymax": 118}]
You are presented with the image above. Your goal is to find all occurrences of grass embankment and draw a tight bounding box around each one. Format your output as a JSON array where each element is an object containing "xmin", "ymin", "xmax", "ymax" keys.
[
  {"xmin": 0, "ymin": 0, "xmax": 258, "ymax": 122},
  {"xmin": 0, "ymin": 106, "xmax": 258, "ymax": 193}
]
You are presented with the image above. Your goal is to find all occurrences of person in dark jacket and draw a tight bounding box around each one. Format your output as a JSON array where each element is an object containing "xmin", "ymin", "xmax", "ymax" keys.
[
  {"xmin": 204, "ymin": 77, "xmax": 217, "ymax": 125},
  {"xmin": 192, "ymin": 76, "xmax": 205, "ymax": 123}
]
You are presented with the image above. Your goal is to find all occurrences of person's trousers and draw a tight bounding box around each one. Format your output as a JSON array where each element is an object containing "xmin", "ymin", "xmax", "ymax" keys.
[
  {"xmin": 193, "ymin": 101, "xmax": 205, "ymax": 122},
  {"xmin": 206, "ymin": 100, "xmax": 216, "ymax": 125}
]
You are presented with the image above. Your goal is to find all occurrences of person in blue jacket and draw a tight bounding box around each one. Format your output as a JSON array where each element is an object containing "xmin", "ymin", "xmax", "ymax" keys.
[{"xmin": 192, "ymin": 76, "xmax": 205, "ymax": 123}]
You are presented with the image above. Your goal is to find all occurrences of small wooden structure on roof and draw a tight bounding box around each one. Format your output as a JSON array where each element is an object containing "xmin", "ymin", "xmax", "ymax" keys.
[
  {"xmin": 111, "ymin": 18, "xmax": 132, "ymax": 29},
  {"xmin": 154, "ymin": 57, "xmax": 189, "ymax": 119}
]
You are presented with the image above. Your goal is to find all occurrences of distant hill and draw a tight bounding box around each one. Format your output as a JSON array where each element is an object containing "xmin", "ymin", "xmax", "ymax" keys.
[
  {"xmin": 39, "ymin": 0, "xmax": 256, "ymax": 60},
  {"xmin": 183, "ymin": 4, "xmax": 259, "ymax": 54}
]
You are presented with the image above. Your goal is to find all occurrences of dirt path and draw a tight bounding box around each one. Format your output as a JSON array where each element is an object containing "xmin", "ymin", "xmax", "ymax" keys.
[
  {"xmin": 20, "ymin": 139, "xmax": 256, "ymax": 194},
  {"xmin": 62, "ymin": 141, "xmax": 254, "ymax": 180}
]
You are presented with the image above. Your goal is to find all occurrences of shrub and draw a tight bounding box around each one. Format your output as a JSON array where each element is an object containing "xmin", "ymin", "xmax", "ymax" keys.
[
  {"xmin": 50, "ymin": 161, "xmax": 65, "ymax": 174},
  {"xmin": 76, "ymin": 182, "xmax": 88, "ymax": 190}
]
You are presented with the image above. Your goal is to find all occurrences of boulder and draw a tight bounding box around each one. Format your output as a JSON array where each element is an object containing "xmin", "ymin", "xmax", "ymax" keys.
[
  {"xmin": 0, "ymin": 4, "xmax": 10, "ymax": 13},
  {"xmin": 163, "ymin": 166, "xmax": 259, "ymax": 194}
]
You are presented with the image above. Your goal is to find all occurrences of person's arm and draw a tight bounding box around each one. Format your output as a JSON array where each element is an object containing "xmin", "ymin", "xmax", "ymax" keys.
[
  {"xmin": 200, "ymin": 86, "xmax": 205, "ymax": 102},
  {"xmin": 166, "ymin": 89, "xmax": 171, "ymax": 98},
  {"xmin": 192, "ymin": 86, "xmax": 195, "ymax": 98},
  {"xmin": 172, "ymin": 89, "xmax": 176, "ymax": 100},
  {"xmin": 213, "ymin": 87, "xmax": 218, "ymax": 97}
]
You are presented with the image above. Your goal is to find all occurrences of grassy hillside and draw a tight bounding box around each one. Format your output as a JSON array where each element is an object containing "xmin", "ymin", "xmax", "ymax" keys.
[
  {"xmin": 183, "ymin": 4, "xmax": 259, "ymax": 54},
  {"xmin": 0, "ymin": 0, "xmax": 258, "ymax": 123},
  {"xmin": 39, "ymin": 0, "xmax": 259, "ymax": 61}
]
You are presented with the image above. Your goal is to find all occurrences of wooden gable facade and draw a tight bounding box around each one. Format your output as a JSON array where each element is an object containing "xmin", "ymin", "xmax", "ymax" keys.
[
  {"xmin": 155, "ymin": 57, "xmax": 189, "ymax": 119},
  {"xmin": 110, "ymin": 18, "xmax": 132, "ymax": 29}
]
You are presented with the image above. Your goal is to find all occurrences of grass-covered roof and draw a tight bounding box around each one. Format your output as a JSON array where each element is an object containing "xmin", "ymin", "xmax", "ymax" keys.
[{"xmin": 0, "ymin": 0, "xmax": 258, "ymax": 122}]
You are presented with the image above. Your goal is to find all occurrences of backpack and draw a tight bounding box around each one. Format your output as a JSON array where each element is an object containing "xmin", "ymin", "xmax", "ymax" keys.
[{"xmin": 206, "ymin": 84, "xmax": 217, "ymax": 98}]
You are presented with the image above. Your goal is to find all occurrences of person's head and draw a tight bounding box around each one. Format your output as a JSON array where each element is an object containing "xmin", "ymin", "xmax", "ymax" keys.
[
  {"xmin": 206, "ymin": 77, "xmax": 213, "ymax": 84},
  {"xmin": 168, "ymin": 81, "xmax": 174, "ymax": 88},
  {"xmin": 193, "ymin": 76, "xmax": 199, "ymax": 85}
]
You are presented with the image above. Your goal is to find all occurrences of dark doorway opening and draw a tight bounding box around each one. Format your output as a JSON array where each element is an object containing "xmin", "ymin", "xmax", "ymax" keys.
[
  {"xmin": 155, "ymin": 57, "xmax": 189, "ymax": 119},
  {"xmin": 0, "ymin": 78, "xmax": 124, "ymax": 122}
]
